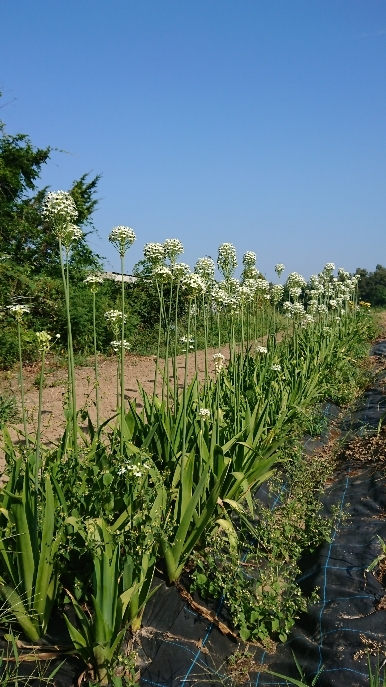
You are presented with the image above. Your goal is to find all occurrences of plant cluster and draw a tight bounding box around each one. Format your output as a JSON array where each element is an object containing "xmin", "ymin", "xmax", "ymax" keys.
[{"xmin": 0, "ymin": 204, "xmax": 375, "ymax": 684}]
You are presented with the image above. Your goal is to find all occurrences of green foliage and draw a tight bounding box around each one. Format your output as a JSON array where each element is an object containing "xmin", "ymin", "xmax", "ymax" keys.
[
  {"xmin": 191, "ymin": 447, "xmax": 338, "ymax": 644},
  {"xmin": 356, "ymin": 265, "xmax": 386, "ymax": 307},
  {"xmin": 0, "ymin": 449, "xmax": 63, "ymax": 641},
  {"xmin": 0, "ymin": 393, "xmax": 20, "ymax": 427}
]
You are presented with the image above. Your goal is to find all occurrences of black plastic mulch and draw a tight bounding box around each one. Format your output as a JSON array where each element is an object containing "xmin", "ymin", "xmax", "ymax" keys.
[{"xmin": 139, "ymin": 341, "xmax": 386, "ymax": 686}]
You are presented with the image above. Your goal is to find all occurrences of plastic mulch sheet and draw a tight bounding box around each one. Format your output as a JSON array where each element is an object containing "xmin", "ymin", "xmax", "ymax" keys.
[{"xmin": 139, "ymin": 342, "xmax": 386, "ymax": 686}]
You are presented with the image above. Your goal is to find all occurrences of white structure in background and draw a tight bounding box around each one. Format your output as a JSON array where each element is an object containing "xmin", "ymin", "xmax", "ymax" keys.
[{"xmin": 102, "ymin": 271, "xmax": 137, "ymax": 284}]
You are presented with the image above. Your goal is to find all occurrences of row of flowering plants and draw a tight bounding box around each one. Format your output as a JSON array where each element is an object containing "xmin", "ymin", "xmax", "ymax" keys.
[{"xmin": 0, "ymin": 190, "xmax": 375, "ymax": 684}]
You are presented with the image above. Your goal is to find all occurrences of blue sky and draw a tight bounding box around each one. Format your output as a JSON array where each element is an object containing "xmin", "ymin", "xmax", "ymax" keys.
[{"xmin": 1, "ymin": 1, "xmax": 385, "ymax": 280}]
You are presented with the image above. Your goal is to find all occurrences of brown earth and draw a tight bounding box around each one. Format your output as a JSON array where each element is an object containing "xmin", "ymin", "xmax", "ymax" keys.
[{"xmin": 0, "ymin": 342, "xmax": 247, "ymax": 448}]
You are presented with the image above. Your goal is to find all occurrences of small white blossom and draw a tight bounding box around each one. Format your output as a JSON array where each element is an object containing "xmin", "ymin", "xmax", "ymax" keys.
[
  {"xmin": 143, "ymin": 242, "xmax": 165, "ymax": 264},
  {"xmin": 180, "ymin": 273, "xmax": 206, "ymax": 297},
  {"xmin": 84, "ymin": 273, "xmax": 104, "ymax": 293},
  {"xmin": 42, "ymin": 191, "xmax": 78, "ymax": 245},
  {"xmin": 271, "ymin": 284, "xmax": 284, "ymax": 304},
  {"xmin": 111, "ymin": 340, "xmax": 131, "ymax": 352},
  {"xmin": 217, "ymin": 243, "xmax": 237, "ymax": 280},
  {"xmin": 213, "ymin": 352, "xmax": 225, "ymax": 374},
  {"xmin": 194, "ymin": 257, "xmax": 215, "ymax": 282},
  {"xmin": 109, "ymin": 226, "xmax": 136, "ymax": 256},
  {"xmin": 7, "ymin": 304, "xmax": 30, "ymax": 320},
  {"xmin": 198, "ymin": 408, "xmax": 210, "ymax": 420},
  {"xmin": 173, "ymin": 262, "xmax": 191, "ymax": 280},
  {"xmin": 275, "ymin": 263, "xmax": 285, "ymax": 277},
  {"xmin": 152, "ymin": 265, "xmax": 173, "ymax": 283},
  {"xmin": 242, "ymin": 251, "xmax": 256, "ymax": 268},
  {"xmin": 271, "ymin": 364, "xmax": 282, "ymax": 372},
  {"xmin": 36, "ymin": 331, "xmax": 52, "ymax": 352},
  {"xmin": 163, "ymin": 239, "xmax": 184, "ymax": 264},
  {"xmin": 256, "ymin": 346, "xmax": 268, "ymax": 354}
]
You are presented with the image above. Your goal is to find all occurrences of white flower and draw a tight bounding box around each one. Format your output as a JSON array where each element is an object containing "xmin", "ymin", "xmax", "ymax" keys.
[
  {"xmin": 194, "ymin": 257, "xmax": 215, "ymax": 282},
  {"xmin": 42, "ymin": 191, "xmax": 78, "ymax": 243},
  {"xmin": 323, "ymin": 326, "xmax": 331, "ymax": 333},
  {"xmin": 42, "ymin": 190, "xmax": 82, "ymax": 248},
  {"xmin": 217, "ymin": 243, "xmax": 237, "ymax": 280},
  {"xmin": 163, "ymin": 239, "xmax": 184, "ymax": 264},
  {"xmin": 111, "ymin": 340, "xmax": 131, "ymax": 352},
  {"xmin": 105, "ymin": 310, "xmax": 126, "ymax": 337},
  {"xmin": 286, "ymin": 272, "xmax": 306, "ymax": 289},
  {"xmin": 275, "ymin": 263, "xmax": 285, "ymax": 277},
  {"xmin": 7, "ymin": 304, "xmax": 30, "ymax": 320},
  {"xmin": 317, "ymin": 304, "xmax": 328, "ymax": 315},
  {"xmin": 329, "ymin": 299, "xmax": 338, "ymax": 309},
  {"xmin": 301, "ymin": 314, "xmax": 315, "ymax": 328},
  {"xmin": 198, "ymin": 408, "xmax": 210, "ymax": 420},
  {"xmin": 109, "ymin": 226, "xmax": 136, "ymax": 256},
  {"xmin": 180, "ymin": 273, "xmax": 206, "ymax": 297},
  {"xmin": 289, "ymin": 287, "xmax": 302, "ymax": 300},
  {"xmin": 271, "ymin": 364, "xmax": 281, "ymax": 372},
  {"xmin": 256, "ymin": 346, "xmax": 268, "ymax": 354},
  {"xmin": 84, "ymin": 273, "xmax": 104, "ymax": 292},
  {"xmin": 213, "ymin": 352, "xmax": 225, "ymax": 373},
  {"xmin": 36, "ymin": 331, "xmax": 52, "ymax": 352},
  {"xmin": 255, "ymin": 278, "xmax": 270, "ymax": 293},
  {"xmin": 152, "ymin": 265, "xmax": 173, "ymax": 283},
  {"xmin": 324, "ymin": 263, "xmax": 335, "ymax": 272},
  {"xmin": 143, "ymin": 242, "xmax": 165, "ymax": 264},
  {"xmin": 173, "ymin": 262, "xmax": 191, "ymax": 280},
  {"xmin": 271, "ymin": 284, "xmax": 284, "ymax": 304},
  {"xmin": 242, "ymin": 251, "xmax": 256, "ymax": 268}
]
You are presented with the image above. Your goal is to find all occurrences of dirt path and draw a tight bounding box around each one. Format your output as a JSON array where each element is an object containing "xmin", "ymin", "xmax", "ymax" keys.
[{"xmin": 0, "ymin": 341, "xmax": 247, "ymax": 447}]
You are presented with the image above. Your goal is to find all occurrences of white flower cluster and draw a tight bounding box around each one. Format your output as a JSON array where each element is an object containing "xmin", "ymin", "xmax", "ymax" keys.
[
  {"xmin": 144, "ymin": 242, "xmax": 165, "ymax": 264},
  {"xmin": 84, "ymin": 273, "xmax": 104, "ymax": 293},
  {"xmin": 152, "ymin": 265, "xmax": 173, "ymax": 283},
  {"xmin": 173, "ymin": 262, "xmax": 191, "ymax": 280},
  {"xmin": 275, "ymin": 263, "xmax": 285, "ymax": 277},
  {"xmin": 7, "ymin": 304, "xmax": 30, "ymax": 320},
  {"xmin": 42, "ymin": 191, "xmax": 78, "ymax": 225},
  {"xmin": 213, "ymin": 352, "xmax": 225, "ymax": 374},
  {"xmin": 217, "ymin": 243, "xmax": 237, "ymax": 280},
  {"xmin": 256, "ymin": 345, "xmax": 268, "ymax": 354},
  {"xmin": 36, "ymin": 331, "xmax": 52, "ymax": 352},
  {"xmin": 271, "ymin": 363, "xmax": 282, "ymax": 372},
  {"xmin": 324, "ymin": 263, "xmax": 335, "ymax": 272},
  {"xmin": 283, "ymin": 302, "xmax": 305, "ymax": 318},
  {"xmin": 111, "ymin": 340, "xmax": 131, "ymax": 352},
  {"xmin": 109, "ymin": 226, "xmax": 136, "ymax": 256},
  {"xmin": 271, "ymin": 284, "xmax": 284, "ymax": 304},
  {"xmin": 242, "ymin": 251, "xmax": 256, "ymax": 268},
  {"xmin": 105, "ymin": 310, "xmax": 126, "ymax": 337},
  {"xmin": 286, "ymin": 272, "xmax": 307, "ymax": 290},
  {"xmin": 198, "ymin": 408, "xmax": 210, "ymax": 420},
  {"xmin": 180, "ymin": 273, "xmax": 206, "ymax": 297},
  {"xmin": 164, "ymin": 239, "xmax": 184, "ymax": 263},
  {"xmin": 194, "ymin": 257, "xmax": 215, "ymax": 282}
]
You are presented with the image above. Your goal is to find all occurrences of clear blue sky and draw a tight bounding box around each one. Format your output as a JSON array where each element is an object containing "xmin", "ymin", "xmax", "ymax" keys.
[{"xmin": 1, "ymin": 1, "xmax": 385, "ymax": 280}]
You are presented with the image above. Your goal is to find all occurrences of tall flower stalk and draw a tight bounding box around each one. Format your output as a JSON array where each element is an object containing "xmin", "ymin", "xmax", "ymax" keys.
[
  {"xmin": 84, "ymin": 274, "xmax": 104, "ymax": 426},
  {"xmin": 42, "ymin": 191, "xmax": 82, "ymax": 452},
  {"xmin": 108, "ymin": 226, "xmax": 136, "ymax": 456},
  {"xmin": 7, "ymin": 304, "xmax": 30, "ymax": 446}
]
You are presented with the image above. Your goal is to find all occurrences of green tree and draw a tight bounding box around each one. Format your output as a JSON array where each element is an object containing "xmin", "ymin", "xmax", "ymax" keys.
[{"xmin": 356, "ymin": 265, "xmax": 386, "ymax": 307}]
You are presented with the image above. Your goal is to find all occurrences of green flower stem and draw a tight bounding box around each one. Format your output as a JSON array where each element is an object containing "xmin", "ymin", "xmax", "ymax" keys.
[
  {"xmin": 152, "ymin": 282, "xmax": 164, "ymax": 419},
  {"xmin": 181, "ymin": 298, "xmax": 192, "ymax": 475},
  {"xmin": 120, "ymin": 254, "xmax": 125, "ymax": 457},
  {"xmin": 173, "ymin": 283, "xmax": 180, "ymax": 411},
  {"xmin": 17, "ymin": 320, "xmax": 28, "ymax": 447},
  {"xmin": 59, "ymin": 239, "xmax": 77, "ymax": 452},
  {"xmin": 35, "ymin": 346, "xmax": 45, "ymax": 494},
  {"xmin": 92, "ymin": 291, "xmax": 100, "ymax": 427}
]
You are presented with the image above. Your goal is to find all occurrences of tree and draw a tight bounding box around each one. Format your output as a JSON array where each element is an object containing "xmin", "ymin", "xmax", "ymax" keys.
[
  {"xmin": 356, "ymin": 265, "xmax": 386, "ymax": 306},
  {"xmin": 0, "ymin": 102, "xmax": 102, "ymax": 277}
]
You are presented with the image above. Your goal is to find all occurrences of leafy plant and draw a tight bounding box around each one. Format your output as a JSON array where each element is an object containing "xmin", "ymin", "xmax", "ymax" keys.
[{"xmin": 0, "ymin": 450, "xmax": 63, "ymax": 642}]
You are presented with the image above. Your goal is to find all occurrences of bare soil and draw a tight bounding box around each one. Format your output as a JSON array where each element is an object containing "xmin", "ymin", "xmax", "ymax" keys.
[{"xmin": 0, "ymin": 343, "xmax": 238, "ymax": 447}]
